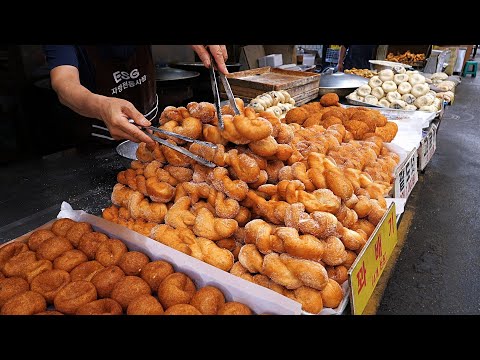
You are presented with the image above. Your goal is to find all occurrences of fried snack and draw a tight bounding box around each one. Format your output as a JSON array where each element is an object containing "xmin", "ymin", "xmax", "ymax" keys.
[
  {"xmin": 352, "ymin": 219, "xmax": 376, "ymax": 237},
  {"xmin": 238, "ymin": 244, "xmax": 264, "ymax": 274},
  {"xmin": 320, "ymin": 93, "xmax": 340, "ymax": 107},
  {"xmin": 285, "ymin": 107, "xmax": 309, "ymax": 125},
  {"xmin": 27, "ymin": 229, "xmax": 55, "ymax": 251},
  {"xmin": 0, "ymin": 242, "xmax": 28, "ymax": 271},
  {"xmin": 95, "ymin": 239, "xmax": 128, "ymax": 267},
  {"xmin": 111, "ymin": 276, "xmax": 151, "ymax": 310},
  {"xmin": 0, "ymin": 277, "xmax": 29, "ymax": 308},
  {"xmin": 30, "ymin": 269, "xmax": 71, "ymax": 304},
  {"xmin": 233, "ymin": 108, "xmax": 273, "ymax": 141},
  {"xmin": 65, "ymin": 222, "xmax": 93, "ymax": 247},
  {"xmin": 91, "ymin": 265, "xmax": 125, "ymax": 298},
  {"xmin": 70, "ymin": 261, "xmax": 105, "ymax": 282},
  {"xmin": 164, "ymin": 196, "xmax": 196, "ymax": 229},
  {"xmin": 340, "ymin": 226, "xmax": 367, "ymax": 251},
  {"xmin": 53, "ymin": 280, "xmax": 97, "ymax": 315},
  {"xmin": 53, "ymin": 249, "xmax": 88, "ymax": 272},
  {"xmin": 217, "ymin": 302, "xmax": 252, "ymax": 315},
  {"xmin": 1, "ymin": 291, "xmax": 46, "ymax": 315},
  {"xmin": 229, "ymin": 261, "xmax": 254, "ymax": 282},
  {"xmin": 375, "ymin": 121, "xmax": 398, "ymax": 142},
  {"xmin": 164, "ymin": 304, "xmax": 201, "ymax": 315},
  {"xmin": 36, "ymin": 236, "xmax": 73, "ymax": 262},
  {"xmin": 187, "ymin": 101, "xmax": 217, "ymax": 124},
  {"xmin": 209, "ymin": 167, "xmax": 249, "ymax": 201},
  {"xmin": 160, "ymin": 105, "xmax": 190, "ymax": 124},
  {"xmin": 321, "ymin": 278, "xmax": 344, "ymax": 308},
  {"xmin": 324, "ymin": 170, "xmax": 354, "ymax": 201},
  {"xmin": 76, "ymin": 298, "xmax": 123, "ymax": 315},
  {"xmin": 189, "ymin": 286, "xmax": 226, "ymax": 315},
  {"xmin": 160, "ymin": 117, "xmax": 202, "ymax": 144},
  {"xmin": 117, "ymin": 251, "xmax": 150, "ymax": 276},
  {"xmin": 192, "ymin": 208, "xmax": 238, "ymax": 241},
  {"xmin": 286, "ymin": 286, "xmax": 324, "ymax": 314},
  {"xmin": 225, "ymin": 149, "xmax": 261, "ymax": 184},
  {"xmin": 252, "ymin": 274, "xmax": 286, "ymax": 295},
  {"xmin": 51, "ymin": 218, "xmax": 76, "ymax": 237},
  {"xmin": 157, "ymin": 273, "xmax": 196, "ymax": 309},
  {"xmin": 127, "ymin": 294, "xmax": 164, "ymax": 315},
  {"xmin": 140, "ymin": 260, "xmax": 175, "ymax": 293},
  {"xmin": 144, "ymin": 177, "xmax": 176, "ymax": 203},
  {"xmin": 2, "ymin": 251, "xmax": 37, "ymax": 278},
  {"xmin": 35, "ymin": 310, "xmax": 64, "ymax": 315},
  {"xmin": 326, "ymin": 265, "xmax": 349, "ymax": 284},
  {"xmin": 78, "ymin": 232, "xmax": 109, "ymax": 260},
  {"xmin": 343, "ymin": 251, "xmax": 358, "ymax": 269},
  {"xmin": 344, "ymin": 120, "xmax": 369, "ymax": 140},
  {"xmin": 284, "ymin": 203, "xmax": 339, "ymax": 239},
  {"xmin": 322, "ymin": 236, "xmax": 348, "ymax": 266},
  {"xmin": 203, "ymin": 124, "xmax": 229, "ymax": 146},
  {"xmin": 196, "ymin": 237, "xmax": 235, "ymax": 272}
]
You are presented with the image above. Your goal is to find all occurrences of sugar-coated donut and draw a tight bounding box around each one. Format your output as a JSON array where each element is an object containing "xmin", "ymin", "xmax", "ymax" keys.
[
  {"xmin": 30, "ymin": 269, "xmax": 71, "ymax": 304},
  {"xmin": 321, "ymin": 278, "xmax": 344, "ymax": 308},
  {"xmin": 53, "ymin": 280, "xmax": 97, "ymax": 315},
  {"xmin": 127, "ymin": 294, "xmax": 164, "ymax": 315},
  {"xmin": 51, "ymin": 218, "xmax": 76, "ymax": 237},
  {"xmin": 0, "ymin": 277, "xmax": 29, "ymax": 307},
  {"xmin": 140, "ymin": 260, "xmax": 174, "ymax": 293},
  {"xmin": 326, "ymin": 265, "xmax": 349, "ymax": 284},
  {"xmin": 1, "ymin": 290, "xmax": 46, "ymax": 315},
  {"xmin": 110, "ymin": 276, "xmax": 151, "ymax": 310},
  {"xmin": 189, "ymin": 286, "xmax": 226, "ymax": 315},
  {"xmin": 91, "ymin": 265, "xmax": 125, "ymax": 298},
  {"xmin": 118, "ymin": 251, "xmax": 150, "ymax": 276},
  {"xmin": 65, "ymin": 222, "xmax": 93, "ymax": 247},
  {"xmin": 53, "ymin": 249, "xmax": 88, "ymax": 272},
  {"xmin": 164, "ymin": 304, "xmax": 201, "ymax": 315},
  {"xmin": 76, "ymin": 298, "xmax": 123, "ymax": 315},
  {"xmin": 78, "ymin": 232, "xmax": 109, "ymax": 260},
  {"xmin": 70, "ymin": 260, "xmax": 105, "ymax": 282},
  {"xmin": 217, "ymin": 301, "xmax": 253, "ymax": 315},
  {"xmin": 37, "ymin": 236, "xmax": 73, "ymax": 261},
  {"xmin": 95, "ymin": 239, "xmax": 128, "ymax": 267},
  {"xmin": 27, "ymin": 229, "xmax": 55, "ymax": 251},
  {"xmin": 157, "ymin": 272, "xmax": 196, "ymax": 309}
]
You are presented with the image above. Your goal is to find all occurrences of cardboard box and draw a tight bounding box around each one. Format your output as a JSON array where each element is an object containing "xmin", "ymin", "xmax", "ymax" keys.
[
  {"xmin": 418, "ymin": 122, "xmax": 438, "ymax": 170},
  {"xmin": 258, "ymin": 54, "xmax": 283, "ymax": 68},
  {"xmin": 394, "ymin": 148, "xmax": 419, "ymax": 199}
]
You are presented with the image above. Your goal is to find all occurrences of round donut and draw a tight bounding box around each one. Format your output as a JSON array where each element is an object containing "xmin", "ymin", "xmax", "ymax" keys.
[
  {"xmin": 53, "ymin": 280, "xmax": 97, "ymax": 315},
  {"xmin": 53, "ymin": 249, "xmax": 88, "ymax": 272},
  {"xmin": 91, "ymin": 265, "xmax": 125, "ymax": 298},
  {"xmin": 117, "ymin": 251, "xmax": 150, "ymax": 276},
  {"xmin": 127, "ymin": 294, "xmax": 164, "ymax": 315},
  {"xmin": 27, "ymin": 229, "xmax": 55, "ymax": 251},
  {"xmin": 51, "ymin": 218, "xmax": 76, "ymax": 236},
  {"xmin": 65, "ymin": 222, "xmax": 93, "ymax": 247},
  {"xmin": 70, "ymin": 260, "xmax": 105, "ymax": 282},
  {"xmin": 35, "ymin": 310, "xmax": 64, "ymax": 315},
  {"xmin": 326, "ymin": 265, "xmax": 349, "ymax": 285},
  {"xmin": 381, "ymin": 81, "xmax": 397, "ymax": 93},
  {"xmin": 217, "ymin": 302, "xmax": 253, "ymax": 315},
  {"xmin": 95, "ymin": 239, "xmax": 128, "ymax": 267},
  {"xmin": 0, "ymin": 277, "xmax": 29, "ymax": 307},
  {"xmin": 1, "ymin": 290, "xmax": 46, "ymax": 315},
  {"xmin": 76, "ymin": 298, "xmax": 123, "ymax": 315},
  {"xmin": 140, "ymin": 260, "xmax": 174, "ymax": 293},
  {"xmin": 110, "ymin": 276, "xmax": 151, "ymax": 310},
  {"xmin": 36, "ymin": 236, "xmax": 73, "ymax": 261},
  {"xmin": 25, "ymin": 260, "xmax": 53, "ymax": 284},
  {"xmin": 189, "ymin": 286, "xmax": 226, "ymax": 315},
  {"xmin": 30, "ymin": 269, "xmax": 71, "ymax": 304},
  {"xmin": 2, "ymin": 251, "xmax": 37, "ymax": 278},
  {"xmin": 378, "ymin": 69, "xmax": 394, "ymax": 82},
  {"xmin": 0, "ymin": 242, "xmax": 29, "ymax": 271},
  {"xmin": 343, "ymin": 250, "xmax": 358, "ymax": 268},
  {"xmin": 157, "ymin": 272, "xmax": 196, "ymax": 309},
  {"xmin": 164, "ymin": 304, "xmax": 201, "ymax": 315},
  {"xmin": 78, "ymin": 232, "xmax": 109, "ymax": 260},
  {"xmin": 320, "ymin": 278, "xmax": 344, "ymax": 308}
]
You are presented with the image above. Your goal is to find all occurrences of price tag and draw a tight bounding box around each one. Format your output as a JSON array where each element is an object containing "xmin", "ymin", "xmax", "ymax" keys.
[
  {"xmin": 348, "ymin": 203, "xmax": 398, "ymax": 315},
  {"xmin": 418, "ymin": 123, "xmax": 438, "ymax": 170},
  {"xmin": 394, "ymin": 148, "xmax": 418, "ymax": 199}
]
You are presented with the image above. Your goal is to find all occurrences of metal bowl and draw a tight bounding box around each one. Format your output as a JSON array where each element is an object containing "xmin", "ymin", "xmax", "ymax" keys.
[
  {"xmin": 116, "ymin": 140, "xmax": 138, "ymax": 164},
  {"xmin": 318, "ymin": 72, "xmax": 369, "ymax": 97}
]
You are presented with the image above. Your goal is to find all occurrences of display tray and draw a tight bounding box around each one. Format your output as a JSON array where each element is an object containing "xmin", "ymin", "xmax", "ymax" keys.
[
  {"xmin": 224, "ymin": 87, "xmax": 319, "ymax": 106},
  {"xmin": 345, "ymin": 96, "xmax": 443, "ymax": 117}
]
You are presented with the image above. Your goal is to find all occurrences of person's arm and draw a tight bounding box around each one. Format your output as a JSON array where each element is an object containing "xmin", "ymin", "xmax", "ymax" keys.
[
  {"xmin": 50, "ymin": 65, "xmax": 154, "ymax": 144},
  {"xmin": 191, "ymin": 45, "xmax": 228, "ymax": 74},
  {"xmin": 337, "ymin": 45, "xmax": 347, "ymax": 72}
]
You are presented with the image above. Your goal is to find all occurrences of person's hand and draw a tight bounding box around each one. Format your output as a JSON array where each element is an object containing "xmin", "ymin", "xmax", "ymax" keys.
[
  {"xmin": 337, "ymin": 63, "xmax": 344, "ymax": 72},
  {"xmin": 191, "ymin": 45, "xmax": 229, "ymax": 75},
  {"xmin": 98, "ymin": 97, "xmax": 154, "ymax": 144}
]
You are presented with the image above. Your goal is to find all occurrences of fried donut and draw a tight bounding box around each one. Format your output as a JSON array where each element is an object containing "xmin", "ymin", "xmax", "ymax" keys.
[
  {"xmin": 1, "ymin": 291, "xmax": 46, "ymax": 315},
  {"xmin": 288, "ymin": 286, "xmax": 324, "ymax": 314},
  {"xmin": 321, "ymin": 278, "xmax": 344, "ymax": 308},
  {"xmin": 35, "ymin": 310, "xmax": 64, "ymax": 315},
  {"xmin": 76, "ymin": 298, "xmax": 123, "ymax": 315},
  {"xmin": 51, "ymin": 218, "xmax": 76, "ymax": 236},
  {"xmin": 189, "ymin": 286, "xmax": 225, "ymax": 315},
  {"xmin": 91, "ymin": 265, "xmax": 125, "ymax": 298},
  {"xmin": 285, "ymin": 107, "xmax": 309, "ymax": 125},
  {"xmin": 117, "ymin": 251, "xmax": 150, "ymax": 276},
  {"xmin": 343, "ymin": 251, "xmax": 358, "ymax": 269},
  {"xmin": 157, "ymin": 273, "xmax": 196, "ymax": 309},
  {"xmin": 0, "ymin": 277, "xmax": 29, "ymax": 307},
  {"xmin": 30, "ymin": 269, "xmax": 71, "ymax": 304},
  {"xmin": 70, "ymin": 260, "xmax": 105, "ymax": 282},
  {"xmin": 2, "ymin": 251, "xmax": 37, "ymax": 278},
  {"xmin": 217, "ymin": 302, "xmax": 252, "ymax": 315},
  {"xmin": 320, "ymin": 93, "xmax": 340, "ymax": 107},
  {"xmin": 53, "ymin": 280, "xmax": 97, "ymax": 314},
  {"xmin": 322, "ymin": 236, "xmax": 348, "ymax": 266},
  {"xmin": 140, "ymin": 260, "xmax": 175, "ymax": 293},
  {"xmin": 0, "ymin": 242, "xmax": 29, "ymax": 271},
  {"xmin": 78, "ymin": 232, "xmax": 109, "ymax": 260},
  {"xmin": 95, "ymin": 239, "xmax": 128, "ymax": 267},
  {"xmin": 111, "ymin": 276, "xmax": 151, "ymax": 310},
  {"xmin": 25, "ymin": 260, "xmax": 54, "ymax": 284},
  {"xmin": 53, "ymin": 249, "xmax": 88, "ymax": 272},
  {"xmin": 65, "ymin": 222, "xmax": 93, "ymax": 247},
  {"xmin": 0, "ymin": 272, "xmax": 3, "ymax": 280},
  {"xmin": 127, "ymin": 294, "xmax": 164, "ymax": 315},
  {"xmin": 164, "ymin": 304, "xmax": 201, "ymax": 315},
  {"xmin": 36, "ymin": 236, "xmax": 73, "ymax": 261},
  {"xmin": 27, "ymin": 229, "xmax": 55, "ymax": 251},
  {"xmin": 326, "ymin": 265, "xmax": 349, "ymax": 284}
]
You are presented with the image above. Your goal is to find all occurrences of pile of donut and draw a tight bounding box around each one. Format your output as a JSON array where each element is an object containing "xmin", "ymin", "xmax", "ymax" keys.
[
  {"xmin": 247, "ymin": 90, "xmax": 296, "ymax": 119},
  {"xmin": 100, "ymin": 94, "xmax": 401, "ymax": 314},
  {"xmin": 348, "ymin": 68, "xmax": 443, "ymax": 112},
  {"xmin": 0, "ymin": 218, "xmax": 253, "ymax": 315}
]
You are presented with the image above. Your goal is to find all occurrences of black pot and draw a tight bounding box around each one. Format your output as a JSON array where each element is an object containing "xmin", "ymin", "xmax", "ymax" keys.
[{"xmin": 154, "ymin": 66, "xmax": 200, "ymax": 112}]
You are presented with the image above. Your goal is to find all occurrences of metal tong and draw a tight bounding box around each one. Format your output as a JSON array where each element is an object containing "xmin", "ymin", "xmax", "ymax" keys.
[
  {"xmin": 131, "ymin": 120, "xmax": 218, "ymax": 168},
  {"xmin": 207, "ymin": 52, "xmax": 240, "ymax": 131}
]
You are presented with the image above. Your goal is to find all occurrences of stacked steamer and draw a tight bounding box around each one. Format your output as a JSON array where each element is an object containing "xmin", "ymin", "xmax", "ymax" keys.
[
  {"xmin": 348, "ymin": 68, "xmax": 443, "ymax": 112},
  {"xmin": 247, "ymin": 90, "xmax": 296, "ymax": 120},
  {"xmin": 0, "ymin": 218, "xmax": 253, "ymax": 315},
  {"xmin": 101, "ymin": 93, "xmax": 400, "ymax": 314}
]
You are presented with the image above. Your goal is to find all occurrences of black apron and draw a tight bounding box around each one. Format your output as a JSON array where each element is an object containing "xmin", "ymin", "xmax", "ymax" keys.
[{"xmin": 83, "ymin": 45, "xmax": 158, "ymax": 142}]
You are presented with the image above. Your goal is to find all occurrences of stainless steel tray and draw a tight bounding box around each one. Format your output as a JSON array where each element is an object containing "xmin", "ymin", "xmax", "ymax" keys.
[
  {"xmin": 345, "ymin": 96, "xmax": 443, "ymax": 117},
  {"xmin": 116, "ymin": 140, "xmax": 139, "ymax": 160}
]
